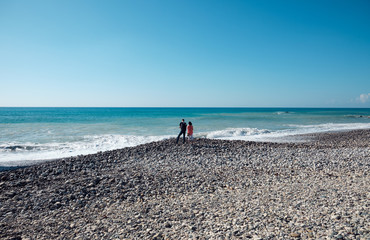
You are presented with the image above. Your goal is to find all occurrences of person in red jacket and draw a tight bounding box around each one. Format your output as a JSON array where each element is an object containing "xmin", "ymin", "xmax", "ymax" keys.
[{"xmin": 187, "ymin": 121, "xmax": 193, "ymax": 140}]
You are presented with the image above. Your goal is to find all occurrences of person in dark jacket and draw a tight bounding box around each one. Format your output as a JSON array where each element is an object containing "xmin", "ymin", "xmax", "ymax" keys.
[{"xmin": 176, "ymin": 119, "xmax": 187, "ymax": 144}]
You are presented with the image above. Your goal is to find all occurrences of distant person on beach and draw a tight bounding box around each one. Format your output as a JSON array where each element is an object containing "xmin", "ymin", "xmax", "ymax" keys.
[
  {"xmin": 176, "ymin": 119, "xmax": 187, "ymax": 144},
  {"xmin": 187, "ymin": 121, "xmax": 194, "ymax": 140}
]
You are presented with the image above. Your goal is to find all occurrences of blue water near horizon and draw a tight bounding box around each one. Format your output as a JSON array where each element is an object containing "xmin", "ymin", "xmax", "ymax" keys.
[{"xmin": 1, "ymin": 107, "xmax": 370, "ymax": 166}]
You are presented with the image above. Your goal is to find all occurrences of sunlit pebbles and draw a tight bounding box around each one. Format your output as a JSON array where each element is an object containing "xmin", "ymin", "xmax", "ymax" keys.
[{"xmin": 0, "ymin": 129, "xmax": 369, "ymax": 239}]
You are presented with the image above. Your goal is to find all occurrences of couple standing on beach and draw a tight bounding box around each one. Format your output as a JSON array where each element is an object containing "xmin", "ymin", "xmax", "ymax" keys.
[{"xmin": 176, "ymin": 119, "xmax": 194, "ymax": 144}]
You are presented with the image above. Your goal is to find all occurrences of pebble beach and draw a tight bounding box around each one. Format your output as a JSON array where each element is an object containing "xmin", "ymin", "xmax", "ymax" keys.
[{"xmin": 0, "ymin": 130, "xmax": 369, "ymax": 240}]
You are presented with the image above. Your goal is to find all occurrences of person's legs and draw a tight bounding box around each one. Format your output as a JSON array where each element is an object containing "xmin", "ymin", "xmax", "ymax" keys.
[
  {"xmin": 176, "ymin": 131, "xmax": 182, "ymax": 144},
  {"xmin": 182, "ymin": 132, "xmax": 186, "ymax": 143}
]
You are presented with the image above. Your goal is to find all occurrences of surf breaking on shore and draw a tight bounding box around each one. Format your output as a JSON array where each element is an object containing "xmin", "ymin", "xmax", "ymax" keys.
[
  {"xmin": 0, "ymin": 129, "xmax": 369, "ymax": 239},
  {"xmin": 1, "ymin": 122, "xmax": 370, "ymax": 166}
]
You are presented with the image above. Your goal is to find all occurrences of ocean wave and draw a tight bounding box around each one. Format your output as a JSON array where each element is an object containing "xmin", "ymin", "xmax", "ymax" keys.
[
  {"xmin": 0, "ymin": 134, "xmax": 170, "ymax": 166},
  {"xmin": 0, "ymin": 145, "xmax": 39, "ymax": 152},
  {"xmin": 286, "ymin": 122, "xmax": 370, "ymax": 131},
  {"xmin": 275, "ymin": 111, "xmax": 291, "ymax": 115},
  {"xmin": 200, "ymin": 128, "xmax": 270, "ymax": 139},
  {"xmin": 202, "ymin": 123, "xmax": 370, "ymax": 142},
  {"xmin": 1, "ymin": 122, "xmax": 370, "ymax": 166}
]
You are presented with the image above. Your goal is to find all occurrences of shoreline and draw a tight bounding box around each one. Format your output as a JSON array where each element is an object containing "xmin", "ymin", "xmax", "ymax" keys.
[
  {"xmin": 0, "ymin": 129, "xmax": 369, "ymax": 239},
  {"xmin": 0, "ymin": 166, "xmax": 26, "ymax": 172},
  {"xmin": 1, "ymin": 128, "xmax": 369, "ymax": 171}
]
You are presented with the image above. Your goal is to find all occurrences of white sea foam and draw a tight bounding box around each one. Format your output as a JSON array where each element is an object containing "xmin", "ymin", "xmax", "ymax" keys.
[
  {"xmin": 286, "ymin": 122, "xmax": 370, "ymax": 132},
  {"xmin": 0, "ymin": 134, "xmax": 170, "ymax": 166},
  {"xmin": 275, "ymin": 111, "xmax": 292, "ymax": 115},
  {"xmin": 201, "ymin": 123, "xmax": 370, "ymax": 142},
  {"xmin": 199, "ymin": 128, "xmax": 270, "ymax": 139},
  {"xmin": 1, "ymin": 122, "xmax": 369, "ymax": 166}
]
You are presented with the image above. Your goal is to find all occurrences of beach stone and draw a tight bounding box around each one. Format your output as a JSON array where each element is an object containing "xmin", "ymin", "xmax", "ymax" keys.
[
  {"xmin": 331, "ymin": 214, "xmax": 341, "ymax": 220},
  {"xmin": 0, "ymin": 130, "xmax": 369, "ymax": 239},
  {"xmin": 252, "ymin": 235, "xmax": 262, "ymax": 240},
  {"xmin": 290, "ymin": 232, "xmax": 301, "ymax": 238},
  {"xmin": 334, "ymin": 234, "xmax": 344, "ymax": 239}
]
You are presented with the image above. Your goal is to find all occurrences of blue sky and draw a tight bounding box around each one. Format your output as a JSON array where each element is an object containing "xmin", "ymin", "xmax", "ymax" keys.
[{"xmin": 0, "ymin": 0, "xmax": 369, "ymax": 107}]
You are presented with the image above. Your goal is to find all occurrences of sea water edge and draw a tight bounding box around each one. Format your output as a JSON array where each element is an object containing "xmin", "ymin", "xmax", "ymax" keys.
[{"xmin": 0, "ymin": 107, "xmax": 369, "ymax": 167}]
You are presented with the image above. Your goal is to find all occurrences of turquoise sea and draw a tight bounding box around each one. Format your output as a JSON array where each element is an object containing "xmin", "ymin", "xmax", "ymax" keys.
[{"xmin": 1, "ymin": 108, "xmax": 369, "ymax": 166}]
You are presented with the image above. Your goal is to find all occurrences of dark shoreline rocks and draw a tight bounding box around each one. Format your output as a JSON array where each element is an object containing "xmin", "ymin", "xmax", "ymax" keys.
[
  {"xmin": 0, "ymin": 166, "xmax": 26, "ymax": 172},
  {"xmin": 0, "ymin": 129, "xmax": 369, "ymax": 239}
]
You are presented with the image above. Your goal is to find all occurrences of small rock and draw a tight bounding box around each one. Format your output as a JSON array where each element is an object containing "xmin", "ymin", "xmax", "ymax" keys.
[
  {"xmin": 331, "ymin": 214, "xmax": 341, "ymax": 220},
  {"xmin": 290, "ymin": 232, "xmax": 300, "ymax": 238},
  {"xmin": 252, "ymin": 236, "xmax": 262, "ymax": 240},
  {"xmin": 152, "ymin": 232, "xmax": 163, "ymax": 240},
  {"xmin": 90, "ymin": 225, "xmax": 98, "ymax": 231}
]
